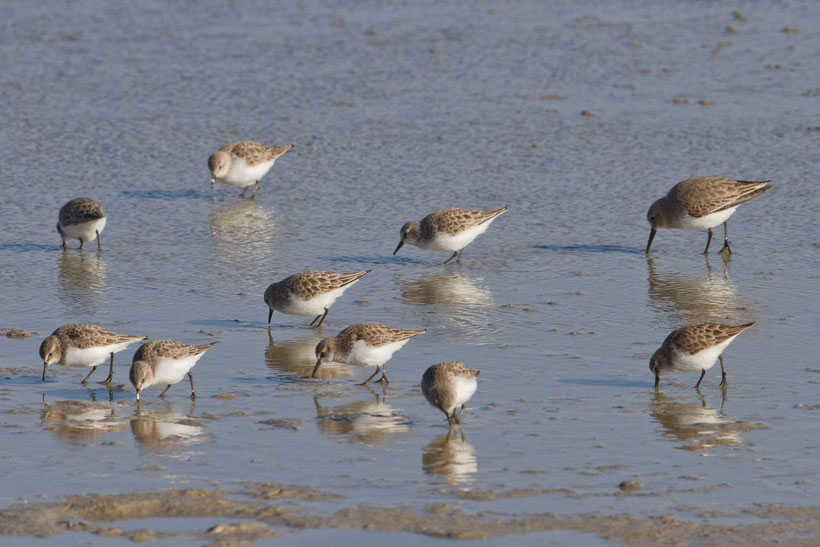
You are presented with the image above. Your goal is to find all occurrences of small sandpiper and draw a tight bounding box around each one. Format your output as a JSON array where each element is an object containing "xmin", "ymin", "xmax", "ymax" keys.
[
  {"xmin": 40, "ymin": 323, "xmax": 147, "ymax": 384},
  {"xmin": 264, "ymin": 270, "xmax": 371, "ymax": 328},
  {"xmin": 312, "ymin": 323, "xmax": 426, "ymax": 384},
  {"xmin": 646, "ymin": 177, "xmax": 772, "ymax": 255},
  {"xmin": 422, "ymin": 361, "xmax": 480, "ymax": 425},
  {"xmin": 393, "ymin": 206, "xmax": 508, "ymax": 264},
  {"xmin": 129, "ymin": 340, "xmax": 215, "ymax": 400},
  {"xmin": 208, "ymin": 141, "xmax": 293, "ymax": 198},
  {"xmin": 57, "ymin": 198, "xmax": 107, "ymax": 250},
  {"xmin": 650, "ymin": 322, "xmax": 755, "ymax": 389}
]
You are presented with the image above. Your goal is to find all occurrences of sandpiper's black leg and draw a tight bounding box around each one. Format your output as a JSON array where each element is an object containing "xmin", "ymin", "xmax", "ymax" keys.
[
  {"xmin": 720, "ymin": 222, "xmax": 732, "ymax": 254},
  {"xmin": 361, "ymin": 366, "xmax": 381, "ymax": 385},
  {"xmin": 703, "ymin": 228, "xmax": 713, "ymax": 254},
  {"xmin": 695, "ymin": 369, "xmax": 706, "ymax": 389},
  {"xmin": 240, "ymin": 186, "xmax": 248, "ymax": 198},
  {"xmin": 377, "ymin": 365, "xmax": 390, "ymax": 384},
  {"xmin": 159, "ymin": 384, "xmax": 172, "ymax": 398},
  {"xmin": 188, "ymin": 371, "xmax": 196, "ymax": 399},
  {"xmin": 443, "ymin": 251, "xmax": 458, "ymax": 265},
  {"xmin": 314, "ymin": 308, "xmax": 329, "ymax": 328},
  {"xmin": 250, "ymin": 181, "xmax": 259, "ymax": 199},
  {"xmin": 96, "ymin": 230, "xmax": 101, "ymax": 251},
  {"xmin": 62, "ymin": 240, "xmax": 67, "ymax": 250},
  {"xmin": 456, "ymin": 249, "xmax": 464, "ymax": 264},
  {"xmin": 101, "ymin": 352, "xmax": 114, "ymax": 384},
  {"xmin": 309, "ymin": 314, "xmax": 320, "ymax": 326},
  {"xmin": 718, "ymin": 355, "xmax": 727, "ymax": 387},
  {"xmin": 654, "ymin": 375, "xmax": 660, "ymax": 388},
  {"xmin": 442, "ymin": 406, "xmax": 453, "ymax": 426},
  {"xmin": 81, "ymin": 366, "xmax": 97, "ymax": 384},
  {"xmin": 450, "ymin": 409, "xmax": 460, "ymax": 424}
]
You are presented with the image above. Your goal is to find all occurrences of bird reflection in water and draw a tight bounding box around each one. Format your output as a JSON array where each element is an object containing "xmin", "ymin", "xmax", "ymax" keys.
[
  {"xmin": 130, "ymin": 400, "xmax": 205, "ymax": 452},
  {"xmin": 210, "ymin": 199, "xmax": 276, "ymax": 282},
  {"xmin": 314, "ymin": 393, "xmax": 410, "ymax": 444},
  {"xmin": 646, "ymin": 255, "xmax": 757, "ymax": 326},
  {"xmin": 57, "ymin": 250, "xmax": 107, "ymax": 314},
  {"xmin": 422, "ymin": 430, "xmax": 478, "ymax": 484},
  {"xmin": 265, "ymin": 330, "xmax": 355, "ymax": 379},
  {"xmin": 649, "ymin": 391, "xmax": 744, "ymax": 452},
  {"xmin": 401, "ymin": 270, "xmax": 494, "ymax": 334},
  {"xmin": 41, "ymin": 398, "xmax": 126, "ymax": 444}
]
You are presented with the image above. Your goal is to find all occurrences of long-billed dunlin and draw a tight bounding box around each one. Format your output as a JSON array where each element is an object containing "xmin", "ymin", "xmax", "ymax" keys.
[
  {"xmin": 208, "ymin": 141, "xmax": 293, "ymax": 198},
  {"xmin": 57, "ymin": 198, "xmax": 107, "ymax": 250},
  {"xmin": 40, "ymin": 323, "xmax": 147, "ymax": 384},
  {"xmin": 421, "ymin": 361, "xmax": 480, "ymax": 425},
  {"xmin": 264, "ymin": 270, "xmax": 371, "ymax": 328},
  {"xmin": 646, "ymin": 177, "xmax": 772, "ymax": 255},
  {"xmin": 129, "ymin": 340, "xmax": 215, "ymax": 400},
  {"xmin": 393, "ymin": 207, "xmax": 508, "ymax": 264},
  {"xmin": 312, "ymin": 323, "xmax": 426, "ymax": 384},
  {"xmin": 650, "ymin": 322, "xmax": 755, "ymax": 388}
]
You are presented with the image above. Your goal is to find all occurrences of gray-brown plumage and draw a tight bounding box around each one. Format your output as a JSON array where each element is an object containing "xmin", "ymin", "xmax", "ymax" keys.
[
  {"xmin": 57, "ymin": 198, "xmax": 107, "ymax": 250},
  {"xmin": 129, "ymin": 340, "xmax": 216, "ymax": 400},
  {"xmin": 646, "ymin": 177, "xmax": 772, "ymax": 255},
  {"xmin": 394, "ymin": 206, "xmax": 508, "ymax": 264},
  {"xmin": 313, "ymin": 323, "xmax": 426, "ymax": 384},
  {"xmin": 422, "ymin": 361, "xmax": 480, "ymax": 425},
  {"xmin": 650, "ymin": 322, "xmax": 755, "ymax": 389},
  {"xmin": 264, "ymin": 270, "xmax": 371, "ymax": 327},
  {"xmin": 208, "ymin": 141, "xmax": 294, "ymax": 198},
  {"xmin": 39, "ymin": 323, "xmax": 147, "ymax": 384}
]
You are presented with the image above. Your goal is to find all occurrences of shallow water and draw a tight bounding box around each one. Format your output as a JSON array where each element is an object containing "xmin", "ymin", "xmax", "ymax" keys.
[{"xmin": 1, "ymin": 0, "xmax": 819, "ymax": 543}]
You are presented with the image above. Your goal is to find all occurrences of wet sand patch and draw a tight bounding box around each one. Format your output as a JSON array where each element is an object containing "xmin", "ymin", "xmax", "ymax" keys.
[{"xmin": 1, "ymin": 488, "xmax": 819, "ymax": 543}]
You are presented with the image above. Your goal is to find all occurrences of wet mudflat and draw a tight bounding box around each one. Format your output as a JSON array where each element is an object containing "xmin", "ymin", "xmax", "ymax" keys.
[{"xmin": 0, "ymin": 0, "xmax": 818, "ymax": 544}]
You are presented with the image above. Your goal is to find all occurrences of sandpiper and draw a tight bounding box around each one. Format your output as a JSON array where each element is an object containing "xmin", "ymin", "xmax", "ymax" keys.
[
  {"xmin": 646, "ymin": 177, "xmax": 772, "ymax": 255},
  {"xmin": 39, "ymin": 323, "xmax": 147, "ymax": 384},
  {"xmin": 264, "ymin": 270, "xmax": 371, "ymax": 328},
  {"xmin": 129, "ymin": 340, "xmax": 215, "ymax": 400},
  {"xmin": 650, "ymin": 322, "xmax": 755, "ymax": 389},
  {"xmin": 208, "ymin": 141, "xmax": 293, "ymax": 198},
  {"xmin": 393, "ymin": 207, "xmax": 508, "ymax": 264},
  {"xmin": 422, "ymin": 361, "xmax": 480, "ymax": 425},
  {"xmin": 312, "ymin": 323, "xmax": 426, "ymax": 384},
  {"xmin": 57, "ymin": 198, "xmax": 107, "ymax": 250}
]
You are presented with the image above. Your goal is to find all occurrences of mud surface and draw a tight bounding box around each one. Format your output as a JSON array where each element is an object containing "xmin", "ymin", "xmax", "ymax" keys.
[
  {"xmin": 1, "ymin": 0, "xmax": 818, "ymax": 544},
  {"xmin": 2, "ymin": 487, "xmax": 820, "ymax": 544}
]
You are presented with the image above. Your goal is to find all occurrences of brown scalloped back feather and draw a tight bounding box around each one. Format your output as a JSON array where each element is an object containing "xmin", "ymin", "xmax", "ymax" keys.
[
  {"xmin": 420, "ymin": 207, "xmax": 508, "ymax": 237},
  {"xmin": 52, "ymin": 323, "xmax": 146, "ymax": 349},
  {"xmin": 665, "ymin": 322, "xmax": 755, "ymax": 355},
  {"xmin": 58, "ymin": 198, "xmax": 106, "ymax": 226},
  {"xmin": 284, "ymin": 270, "xmax": 371, "ymax": 300},
  {"xmin": 335, "ymin": 323, "xmax": 426, "ymax": 352},
  {"xmin": 220, "ymin": 141, "xmax": 293, "ymax": 166},
  {"xmin": 671, "ymin": 178, "xmax": 772, "ymax": 218},
  {"xmin": 133, "ymin": 340, "xmax": 215, "ymax": 362}
]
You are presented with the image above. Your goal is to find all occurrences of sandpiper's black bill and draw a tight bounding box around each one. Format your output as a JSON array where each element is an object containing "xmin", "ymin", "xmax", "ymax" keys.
[
  {"xmin": 393, "ymin": 241, "xmax": 404, "ymax": 255},
  {"xmin": 645, "ymin": 228, "xmax": 657, "ymax": 255}
]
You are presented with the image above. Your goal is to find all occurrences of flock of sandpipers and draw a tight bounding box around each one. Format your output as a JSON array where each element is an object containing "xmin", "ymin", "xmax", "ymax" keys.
[{"xmin": 39, "ymin": 140, "xmax": 772, "ymax": 425}]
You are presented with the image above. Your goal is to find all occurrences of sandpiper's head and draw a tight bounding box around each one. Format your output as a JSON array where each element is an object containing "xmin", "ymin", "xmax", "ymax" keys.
[
  {"xmin": 394, "ymin": 221, "xmax": 421, "ymax": 255},
  {"xmin": 312, "ymin": 337, "xmax": 337, "ymax": 378},
  {"xmin": 645, "ymin": 198, "xmax": 669, "ymax": 254},
  {"xmin": 208, "ymin": 150, "xmax": 231, "ymax": 179},
  {"xmin": 647, "ymin": 198, "xmax": 669, "ymax": 230},
  {"xmin": 649, "ymin": 348, "xmax": 667, "ymax": 377},
  {"xmin": 129, "ymin": 360, "xmax": 153, "ymax": 401},
  {"xmin": 39, "ymin": 336, "xmax": 61, "ymax": 381}
]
